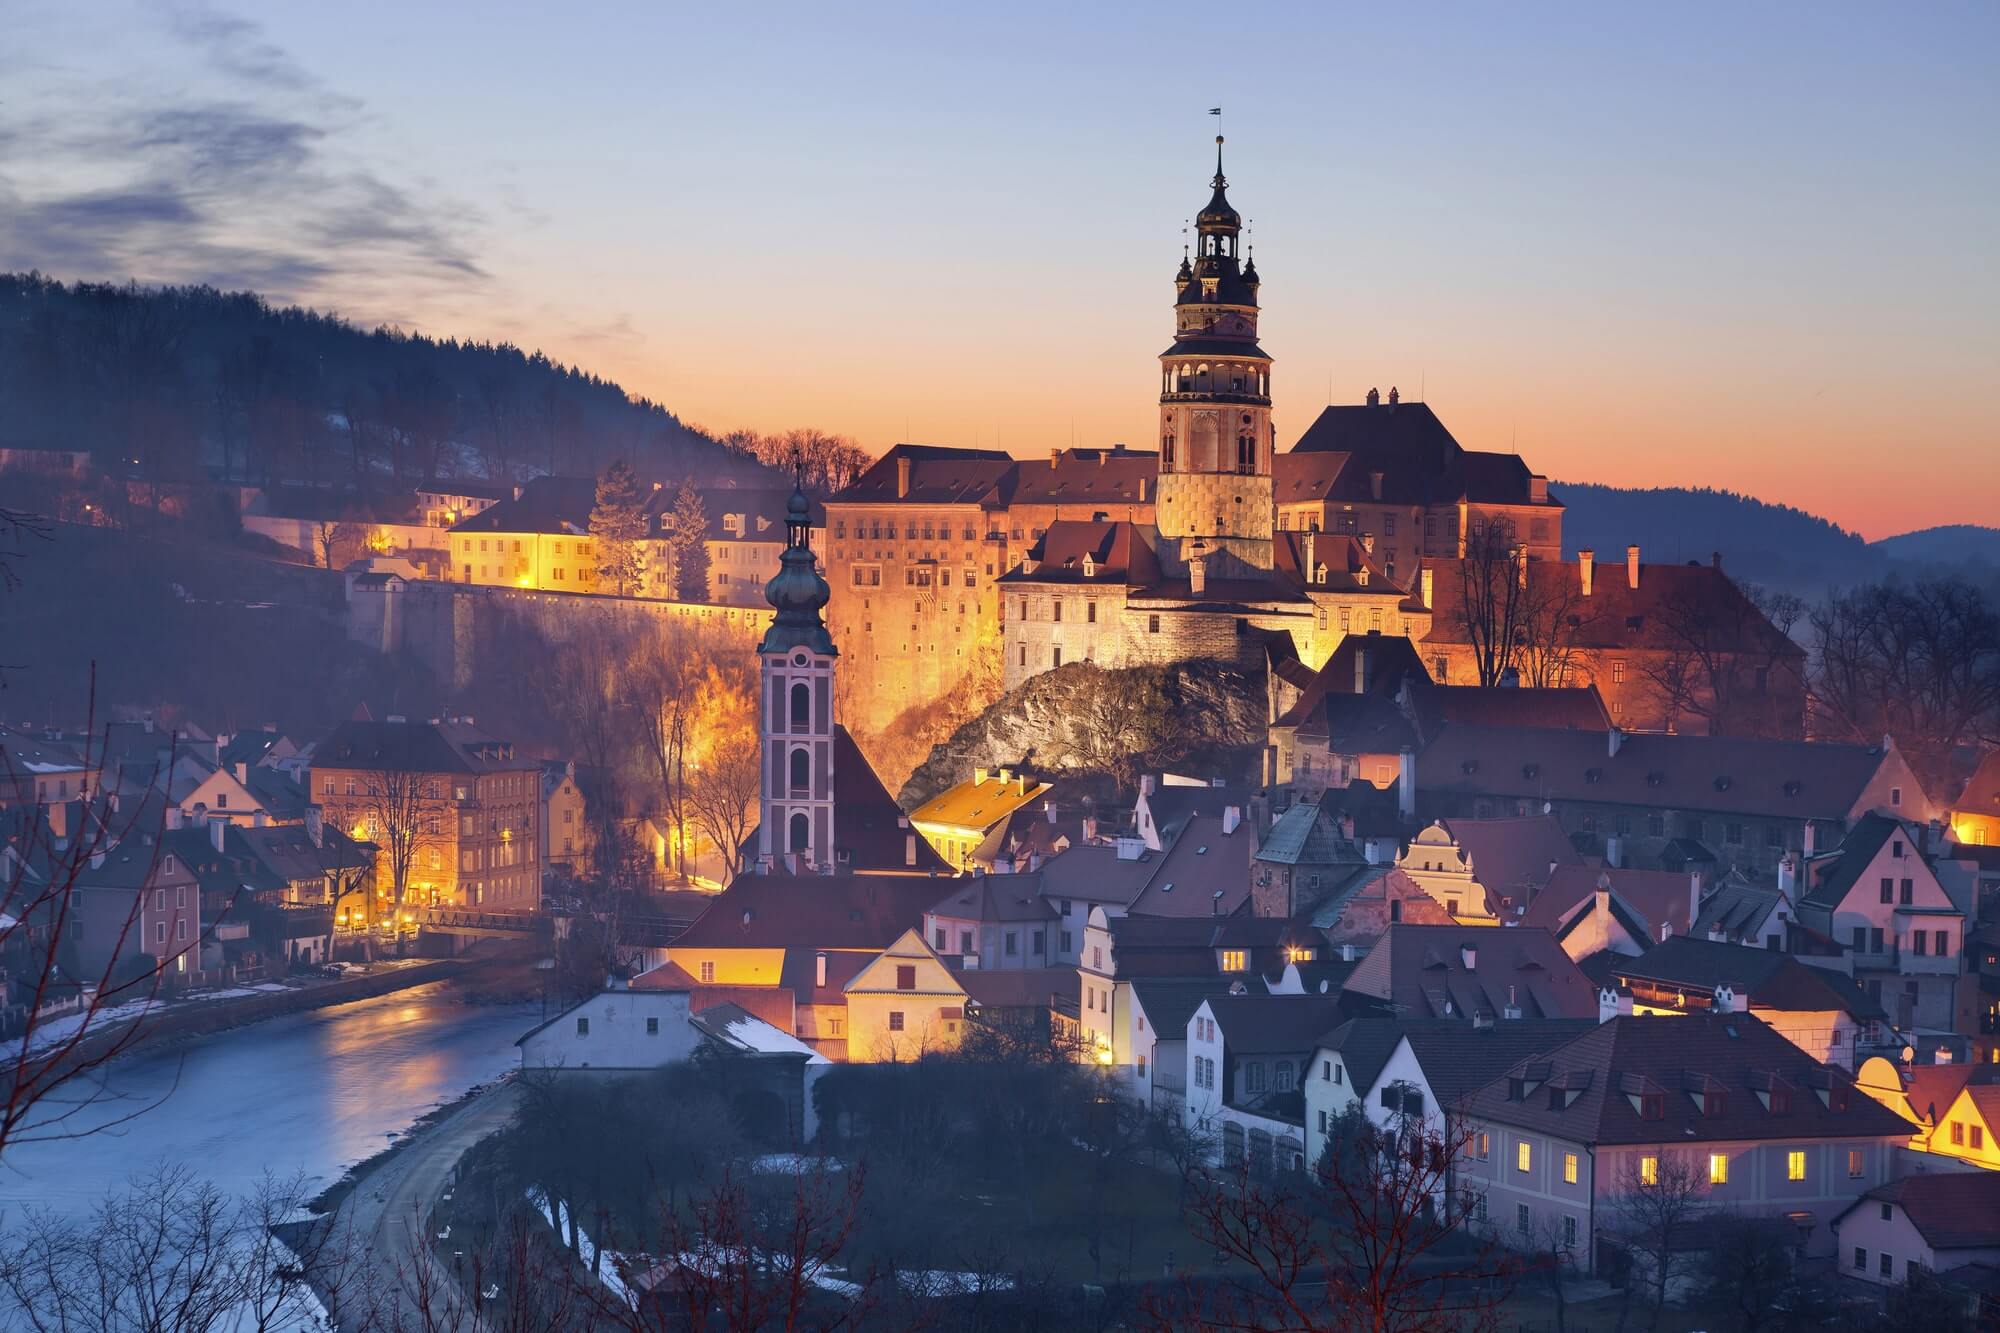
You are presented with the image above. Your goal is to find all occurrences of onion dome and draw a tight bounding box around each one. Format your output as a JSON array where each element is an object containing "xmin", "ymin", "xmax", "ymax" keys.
[
  {"xmin": 759, "ymin": 478, "xmax": 836, "ymax": 656},
  {"xmin": 1196, "ymin": 136, "xmax": 1240, "ymax": 230}
]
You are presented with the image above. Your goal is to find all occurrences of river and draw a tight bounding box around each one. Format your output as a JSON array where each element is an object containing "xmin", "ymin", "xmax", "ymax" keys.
[{"xmin": 0, "ymin": 981, "xmax": 541, "ymax": 1217}]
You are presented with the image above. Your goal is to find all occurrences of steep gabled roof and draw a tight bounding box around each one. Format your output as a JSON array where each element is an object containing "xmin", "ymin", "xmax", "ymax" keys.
[
  {"xmin": 1002, "ymin": 447, "xmax": 1157, "ymax": 506},
  {"xmin": 1000, "ymin": 520, "xmax": 1164, "ymax": 588},
  {"xmin": 1204, "ymin": 993, "xmax": 1347, "ymax": 1054},
  {"xmin": 1416, "ymin": 725, "xmax": 1896, "ymax": 823},
  {"xmin": 1400, "ymin": 1019, "xmax": 1602, "ymax": 1109},
  {"xmin": 1843, "ymin": 1172, "xmax": 2000, "ymax": 1251},
  {"xmin": 1526, "ymin": 865, "xmax": 1696, "ymax": 939},
  {"xmin": 737, "ymin": 727, "xmax": 950, "ymax": 875},
  {"xmin": 1126, "ymin": 813, "xmax": 1254, "ymax": 918},
  {"xmin": 1443, "ymin": 815, "xmax": 1580, "ymax": 907},
  {"xmin": 1465, "ymin": 1013, "xmax": 1909, "ymax": 1146},
  {"xmin": 1802, "ymin": 813, "xmax": 1915, "ymax": 910},
  {"xmin": 832, "ymin": 444, "xmax": 1015, "ymax": 506},
  {"xmin": 312, "ymin": 719, "xmax": 532, "ymax": 775},
  {"xmin": 1343, "ymin": 924, "xmax": 1596, "ymax": 1020},
  {"xmin": 448, "ymin": 475, "xmax": 595, "ymax": 535},
  {"xmin": 1611, "ymin": 934, "xmax": 1886, "ymax": 1020},
  {"xmin": 670, "ymin": 873, "xmax": 946, "ymax": 952},
  {"xmin": 925, "ymin": 872, "xmax": 1057, "ymax": 924}
]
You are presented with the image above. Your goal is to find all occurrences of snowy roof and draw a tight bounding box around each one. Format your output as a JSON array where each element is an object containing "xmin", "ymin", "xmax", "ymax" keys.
[{"xmin": 691, "ymin": 1002, "xmax": 830, "ymax": 1063}]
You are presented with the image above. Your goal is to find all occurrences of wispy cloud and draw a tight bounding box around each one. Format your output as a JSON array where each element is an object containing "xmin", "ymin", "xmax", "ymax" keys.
[{"xmin": 0, "ymin": 5, "xmax": 481, "ymax": 308}]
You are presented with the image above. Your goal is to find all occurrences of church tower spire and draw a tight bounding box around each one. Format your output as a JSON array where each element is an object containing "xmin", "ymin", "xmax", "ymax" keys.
[
  {"xmin": 1156, "ymin": 134, "xmax": 1275, "ymax": 581},
  {"xmin": 756, "ymin": 474, "xmax": 837, "ymax": 873}
]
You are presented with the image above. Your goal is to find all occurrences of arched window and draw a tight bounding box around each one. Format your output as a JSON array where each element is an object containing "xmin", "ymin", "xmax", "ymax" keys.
[
  {"xmin": 789, "ymin": 747, "xmax": 810, "ymax": 793},
  {"xmin": 788, "ymin": 812, "xmax": 810, "ymax": 854},
  {"xmin": 1161, "ymin": 433, "xmax": 1175, "ymax": 471},
  {"xmin": 790, "ymin": 681, "xmax": 811, "ymax": 729}
]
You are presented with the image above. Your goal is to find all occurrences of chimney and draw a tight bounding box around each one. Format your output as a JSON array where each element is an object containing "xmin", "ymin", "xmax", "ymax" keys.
[
  {"xmin": 1689, "ymin": 871, "xmax": 1704, "ymax": 929},
  {"xmin": 1607, "ymin": 726, "xmax": 1625, "ymax": 758},
  {"xmin": 1598, "ymin": 986, "xmax": 1633, "ymax": 1024},
  {"xmin": 1189, "ymin": 554, "xmax": 1207, "ymax": 597},
  {"xmin": 905, "ymin": 833, "xmax": 918, "ymax": 867},
  {"xmin": 306, "ymin": 806, "xmax": 324, "ymax": 848},
  {"xmin": 1222, "ymin": 805, "xmax": 1242, "ymax": 836},
  {"xmin": 1420, "ymin": 566, "xmax": 1434, "ymax": 609},
  {"xmin": 1460, "ymin": 942, "xmax": 1477, "ymax": 971},
  {"xmin": 1082, "ymin": 814, "xmax": 1098, "ymax": 841},
  {"xmin": 210, "ymin": 816, "xmax": 226, "ymax": 852},
  {"xmin": 89, "ymin": 849, "xmax": 105, "ymax": 870},
  {"xmin": 1049, "ymin": 449, "xmax": 1060, "ymax": 470},
  {"xmin": 896, "ymin": 456, "xmax": 911, "ymax": 499},
  {"xmin": 1776, "ymin": 853, "xmax": 1797, "ymax": 897},
  {"xmin": 234, "ymin": 761, "xmax": 248, "ymax": 784},
  {"xmin": 1387, "ymin": 386, "xmax": 1400, "ymax": 408},
  {"xmin": 1713, "ymin": 985, "xmax": 1737, "ymax": 1015},
  {"xmin": 142, "ymin": 713, "xmax": 154, "ymax": 735},
  {"xmin": 1578, "ymin": 549, "xmax": 1594, "ymax": 597},
  {"xmin": 1626, "ymin": 545, "xmax": 1640, "ymax": 590},
  {"xmin": 1361, "ymin": 532, "xmax": 1376, "ymax": 555},
  {"xmin": 1366, "ymin": 387, "xmax": 1380, "ymax": 407},
  {"xmin": 1803, "ymin": 821, "xmax": 1818, "ymax": 859},
  {"xmin": 1304, "ymin": 531, "xmax": 1316, "ymax": 583},
  {"xmin": 1605, "ymin": 834, "xmax": 1623, "ymax": 869},
  {"xmin": 974, "ymin": 766, "xmax": 990, "ymax": 786},
  {"xmin": 1028, "ymin": 850, "xmax": 1046, "ymax": 872},
  {"xmin": 1139, "ymin": 477, "xmax": 1148, "ymax": 502},
  {"xmin": 1594, "ymin": 876, "xmax": 1612, "ymax": 929},
  {"xmin": 816, "ymin": 952, "xmax": 827, "ymax": 988},
  {"xmin": 1354, "ymin": 645, "xmax": 1370, "ymax": 694},
  {"xmin": 166, "ymin": 807, "xmax": 183, "ymax": 830},
  {"xmin": 1369, "ymin": 471, "xmax": 1383, "ymax": 501},
  {"xmin": 1711, "ymin": 551, "xmax": 1722, "ymax": 570},
  {"xmin": 1397, "ymin": 749, "xmax": 1417, "ymax": 822}
]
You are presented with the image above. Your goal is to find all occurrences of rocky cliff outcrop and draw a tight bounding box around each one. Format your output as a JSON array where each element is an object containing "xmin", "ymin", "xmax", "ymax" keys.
[{"xmin": 896, "ymin": 659, "xmax": 1267, "ymax": 809}]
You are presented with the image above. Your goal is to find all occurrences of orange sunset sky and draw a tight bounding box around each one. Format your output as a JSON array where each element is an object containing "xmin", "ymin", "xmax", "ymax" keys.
[{"xmin": 4, "ymin": 2, "xmax": 1993, "ymax": 540}]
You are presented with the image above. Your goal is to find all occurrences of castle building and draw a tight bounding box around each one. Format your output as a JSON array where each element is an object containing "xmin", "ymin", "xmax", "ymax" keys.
[
  {"xmin": 997, "ymin": 141, "xmax": 1432, "ymax": 689},
  {"xmin": 747, "ymin": 480, "xmax": 948, "ymax": 878}
]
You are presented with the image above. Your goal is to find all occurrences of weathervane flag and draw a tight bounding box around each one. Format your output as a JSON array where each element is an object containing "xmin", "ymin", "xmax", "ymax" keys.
[{"xmin": 1208, "ymin": 107, "xmax": 1222, "ymax": 115}]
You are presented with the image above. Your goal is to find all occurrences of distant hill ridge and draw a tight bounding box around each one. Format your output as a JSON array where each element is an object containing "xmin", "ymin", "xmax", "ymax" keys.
[
  {"xmin": 0, "ymin": 271, "xmax": 772, "ymax": 488},
  {"xmin": 1551, "ymin": 480, "xmax": 1879, "ymax": 593},
  {"xmin": 1871, "ymin": 524, "xmax": 2000, "ymax": 566}
]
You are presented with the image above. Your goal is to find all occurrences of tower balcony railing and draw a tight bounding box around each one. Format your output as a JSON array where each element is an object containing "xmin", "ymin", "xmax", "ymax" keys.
[{"xmin": 1161, "ymin": 389, "xmax": 1270, "ymax": 406}]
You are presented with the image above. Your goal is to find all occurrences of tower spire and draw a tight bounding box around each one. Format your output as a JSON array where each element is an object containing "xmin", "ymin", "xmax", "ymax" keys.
[{"xmin": 1214, "ymin": 133, "xmax": 1226, "ymax": 189}]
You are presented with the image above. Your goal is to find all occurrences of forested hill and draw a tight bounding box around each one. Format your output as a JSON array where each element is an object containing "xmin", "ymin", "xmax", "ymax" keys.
[
  {"xmin": 1873, "ymin": 525, "xmax": 2000, "ymax": 569},
  {"xmin": 1551, "ymin": 480, "xmax": 1880, "ymax": 593},
  {"xmin": 0, "ymin": 271, "xmax": 772, "ymax": 487}
]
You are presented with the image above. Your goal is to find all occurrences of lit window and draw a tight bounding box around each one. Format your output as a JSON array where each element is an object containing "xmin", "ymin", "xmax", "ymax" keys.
[
  {"xmin": 1563, "ymin": 1153, "xmax": 1578, "ymax": 1184},
  {"xmin": 1640, "ymin": 1155, "xmax": 1658, "ymax": 1186},
  {"xmin": 699, "ymin": 961, "xmax": 715, "ymax": 984},
  {"xmin": 1517, "ymin": 1141, "xmax": 1532, "ymax": 1173},
  {"xmin": 888, "ymin": 1011, "xmax": 905, "ymax": 1032},
  {"xmin": 1848, "ymin": 1149, "xmax": 1865, "ymax": 1178},
  {"xmin": 1709, "ymin": 1153, "xmax": 1729, "ymax": 1185},
  {"xmin": 1220, "ymin": 949, "xmax": 1247, "ymax": 972},
  {"xmin": 1787, "ymin": 1150, "xmax": 1806, "ymax": 1181}
]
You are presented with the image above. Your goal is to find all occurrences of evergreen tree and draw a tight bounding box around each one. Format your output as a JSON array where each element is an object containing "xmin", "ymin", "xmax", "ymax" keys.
[
  {"xmin": 590, "ymin": 459, "xmax": 648, "ymax": 596},
  {"xmin": 669, "ymin": 481, "xmax": 710, "ymax": 602}
]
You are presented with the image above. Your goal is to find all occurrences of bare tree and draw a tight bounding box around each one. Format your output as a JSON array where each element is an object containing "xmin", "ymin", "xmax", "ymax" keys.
[
  {"xmin": 1145, "ymin": 1099, "xmax": 1519, "ymax": 1333},
  {"xmin": 0, "ymin": 1166, "xmax": 371, "ymax": 1331},
  {"xmin": 1603, "ymin": 1150, "xmax": 1707, "ymax": 1333},
  {"xmin": 0, "ymin": 703, "xmax": 226, "ymax": 1160},
  {"xmin": 314, "ymin": 517, "xmax": 366, "ymax": 570},
  {"xmin": 1810, "ymin": 575, "xmax": 2000, "ymax": 764},
  {"xmin": 349, "ymin": 766, "xmax": 451, "ymax": 949},
  {"xmin": 1636, "ymin": 578, "xmax": 1806, "ymax": 737},
  {"xmin": 1450, "ymin": 519, "xmax": 1533, "ymax": 688}
]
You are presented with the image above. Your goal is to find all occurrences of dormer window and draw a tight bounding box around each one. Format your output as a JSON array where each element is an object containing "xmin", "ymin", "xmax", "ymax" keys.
[{"xmin": 1638, "ymin": 1093, "xmax": 1664, "ymax": 1120}]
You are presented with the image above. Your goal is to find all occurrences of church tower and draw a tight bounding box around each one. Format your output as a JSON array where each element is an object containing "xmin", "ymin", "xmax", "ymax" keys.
[
  {"xmin": 756, "ymin": 478, "xmax": 837, "ymax": 873},
  {"xmin": 1156, "ymin": 136, "xmax": 1275, "ymax": 582}
]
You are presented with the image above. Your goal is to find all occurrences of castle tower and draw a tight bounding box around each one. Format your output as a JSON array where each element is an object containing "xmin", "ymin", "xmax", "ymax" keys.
[
  {"xmin": 756, "ymin": 479, "xmax": 837, "ymax": 873},
  {"xmin": 1156, "ymin": 135, "xmax": 1275, "ymax": 580}
]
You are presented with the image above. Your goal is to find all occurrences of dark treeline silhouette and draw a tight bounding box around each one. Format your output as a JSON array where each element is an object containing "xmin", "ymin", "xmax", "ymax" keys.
[
  {"xmin": 1553, "ymin": 480, "xmax": 1880, "ymax": 593},
  {"xmin": 0, "ymin": 271, "xmax": 771, "ymax": 489}
]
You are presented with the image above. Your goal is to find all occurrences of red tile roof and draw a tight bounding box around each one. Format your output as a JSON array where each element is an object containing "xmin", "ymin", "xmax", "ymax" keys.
[
  {"xmin": 1846, "ymin": 1173, "xmax": 2000, "ymax": 1251},
  {"xmin": 1464, "ymin": 1013, "xmax": 1909, "ymax": 1146},
  {"xmin": 1125, "ymin": 814, "xmax": 1255, "ymax": 918},
  {"xmin": 670, "ymin": 872, "xmax": 947, "ymax": 952},
  {"xmin": 1343, "ymin": 924, "xmax": 1597, "ymax": 1020},
  {"xmin": 1525, "ymin": 865, "xmax": 1696, "ymax": 938},
  {"xmin": 1421, "ymin": 557, "xmax": 1801, "ymax": 659},
  {"xmin": 1443, "ymin": 815, "xmax": 1582, "ymax": 910}
]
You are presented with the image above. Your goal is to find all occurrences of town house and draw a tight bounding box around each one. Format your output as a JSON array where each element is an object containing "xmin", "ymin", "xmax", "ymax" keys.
[
  {"xmin": 1796, "ymin": 813, "xmax": 1965, "ymax": 1036},
  {"xmin": 1459, "ymin": 1013, "xmax": 1911, "ymax": 1270},
  {"xmin": 1185, "ymin": 993, "xmax": 1346, "ymax": 1174},
  {"xmin": 1832, "ymin": 1172, "xmax": 2000, "ymax": 1289}
]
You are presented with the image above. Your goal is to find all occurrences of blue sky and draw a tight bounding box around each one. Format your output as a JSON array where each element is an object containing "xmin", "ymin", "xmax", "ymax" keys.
[{"xmin": 3, "ymin": 1, "xmax": 1994, "ymax": 535}]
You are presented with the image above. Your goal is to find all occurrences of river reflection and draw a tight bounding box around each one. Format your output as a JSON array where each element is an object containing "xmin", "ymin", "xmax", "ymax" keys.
[{"xmin": 0, "ymin": 982, "xmax": 538, "ymax": 1216}]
